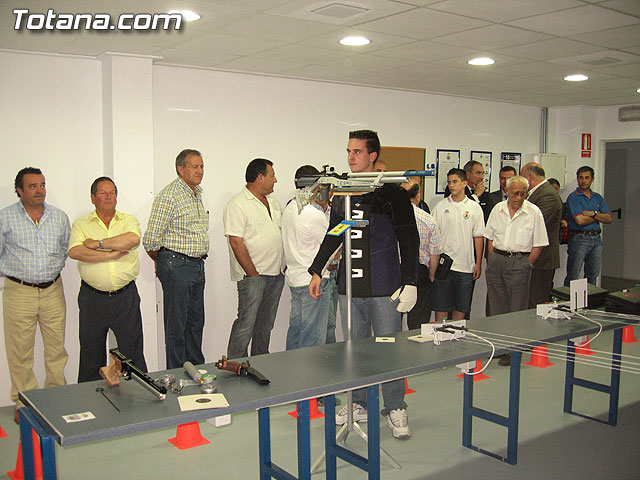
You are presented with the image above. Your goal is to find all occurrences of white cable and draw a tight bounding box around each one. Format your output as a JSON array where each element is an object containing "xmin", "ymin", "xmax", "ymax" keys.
[
  {"xmin": 462, "ymin": 331, "xmax": 495, "ymax": 375},
  {"xmin": 460, "ymin": 337, "xmax": 640, "ymax": 375},
  {"xmin": 566, "ymin": 310, "xmax": 603, "ymax": 345}
]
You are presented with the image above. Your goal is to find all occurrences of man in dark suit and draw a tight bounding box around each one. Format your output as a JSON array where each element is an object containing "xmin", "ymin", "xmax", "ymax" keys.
[
  {"xmin": 521, "ymin": 162, "xmax": 562, "ymax": 308},
  {"xmin": 488, "ymin": 166, "xmax": 516, "ymax": 214}
]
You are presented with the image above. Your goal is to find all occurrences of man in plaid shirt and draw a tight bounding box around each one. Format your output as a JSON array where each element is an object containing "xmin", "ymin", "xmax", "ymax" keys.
[
  {"xmin": 143, "ymin": 149, "xmax": 209, "ymax": 369},
  {"xmin": 0, "ymin": 167, "xmax": 70, "ymax": 424},
  {"xmin": 402, "ymin": 182, "xmax": 443, "ymax": 329}
]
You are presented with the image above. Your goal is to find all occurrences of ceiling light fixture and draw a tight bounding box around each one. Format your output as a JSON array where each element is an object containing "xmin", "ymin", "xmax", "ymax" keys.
[
  {"xmin": 637, "ymin": 88, "xmax": 640, "ymax": 93},
  {"xmin": 564, "ymin": 74, "xmax": 588, "ymax": 82},
  {"xmin": 339, "ymin": 36, "xmax": 371, "ymax": 46},
  {"xmin": 168, "ymin": 10, "xmax": 200, "ymax": 21},
  {"xmin": 468, "ymin": 57, "xmax": 495, "ymax": 66}
]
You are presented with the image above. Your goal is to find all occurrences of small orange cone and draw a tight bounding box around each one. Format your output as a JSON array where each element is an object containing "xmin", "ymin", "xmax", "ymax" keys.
[
  {"xmin": 622, "ymin": 326, "xmax": 639, "ymax": 344},
  {"xmin": 575, "ymin": 336, "xmax": 595, "ymax": 356},
  {"xmin": 0, "ymin": 425, "xmax": 7, "ymax": 438},
  {"xmin": 525, "ymin": 345, "xmax": 555, "ymax": 368},
  {"xmin": 6, "ymin": 443, "xmax": 23, "ymax": 480},
  {"xmin": 457, "ymin": 359, "xmax": 490, "ymax": 381},
  {"xmin": 404, "ymin": 378, "xmax": 416, "ymax": 394},
  {"xmin": 168, "ymin": 422, "xmax": 210, "ymax": 450},
  {"xmin": 287, "ymin": 399, "xmax": 324, "ymax": 419},
  {"xmin": 6, "ymin": 430, "xmax": 43, "ymax": 480}
]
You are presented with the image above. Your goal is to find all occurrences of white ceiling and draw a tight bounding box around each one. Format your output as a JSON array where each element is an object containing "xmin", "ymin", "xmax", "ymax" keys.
[{"xmin": 1, "ymin": 0, "xmax": 639, "ymax": 107}]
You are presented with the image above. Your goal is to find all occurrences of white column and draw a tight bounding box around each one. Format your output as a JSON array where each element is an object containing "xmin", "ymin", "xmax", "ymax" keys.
[{"xmin": 100, "ymin": 52, "xmax": 161, "ymax": 371}]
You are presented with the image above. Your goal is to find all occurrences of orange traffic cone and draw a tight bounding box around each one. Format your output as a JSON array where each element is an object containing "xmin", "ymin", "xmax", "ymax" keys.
[
  {"xmin": 622, "ymin": 326, "xmax": 639, "ymax": 344},
  {"xmin": 404, "ymin": 378, "xmax": 416, "ymax": 394},
  {"xmin": 6, "ymin": 430, "xmax": 43, "ymax": 480},
  {"xmin": 287, "ymin": 399, "xmax": 324, "ymax": 419},
  {"xmin": 0, "ymin": 424, "xmax": 7, "ymax": 438},
  {"xmin": 575, "ymin": 336, "xmax": 595, "ymax": 356},
  {"xmin": 168, "ymin": 422, "xmax": 210, "ymax": 450},
  {"xmin": 457, "ymin": 359, "xmax": 490, "ymax": 381},
  {"xmin": 524, "ymin": 345, "xmax": 555, "ymax": 368}
]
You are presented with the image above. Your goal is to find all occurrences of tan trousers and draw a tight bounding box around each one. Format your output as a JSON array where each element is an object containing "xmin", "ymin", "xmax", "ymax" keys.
[{"xmin": 3, "ymin": 276, "xmax": 68, "ymax": 406}]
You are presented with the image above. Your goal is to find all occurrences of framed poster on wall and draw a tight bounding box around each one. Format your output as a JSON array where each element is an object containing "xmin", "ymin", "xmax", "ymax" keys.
[
  {"xmin": 501, "ymin": 152, "xmax": 521, "ymax": 173},
  {"xmin": 436, "ymin": 149, "xmax": 460, "ymax": 194},
  {"xmin": 471, "ymin": 150, "xmax": 492, "ymax": 189}
]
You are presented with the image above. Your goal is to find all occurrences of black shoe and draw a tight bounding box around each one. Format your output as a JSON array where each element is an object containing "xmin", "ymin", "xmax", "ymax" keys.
[{"xmin": 498, "ymin": 355, "xmax": 511, "ymax": 367}]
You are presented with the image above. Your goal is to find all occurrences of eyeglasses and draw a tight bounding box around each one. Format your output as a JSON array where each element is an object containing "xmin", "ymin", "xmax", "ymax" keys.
[{"xmin": 509, "ymin": 191, "xmax": 528, "ymax": 198}]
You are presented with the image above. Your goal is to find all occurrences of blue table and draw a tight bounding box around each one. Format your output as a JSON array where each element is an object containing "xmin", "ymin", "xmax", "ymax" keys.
[{"xmin": 18, "ymin": 309, "xmax": 637, "ymax": 479}]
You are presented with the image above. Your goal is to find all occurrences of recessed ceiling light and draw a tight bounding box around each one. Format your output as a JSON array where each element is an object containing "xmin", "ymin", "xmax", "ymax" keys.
[
  {"xmin": 168, "ymin": 10, "xmax": 200, "ymax": 21},
  {"xmin": 468, "ymin": 57, "xmax": 495, "ymax": 66},
  {"xmin": 637, "ymin": 88, "xmax": 640, "ymax": 93},
  {"xmin": 564, "ymin": 74, "xmax": 588, "ymax": 82},
  {"xmin": 339, "ymin": 36, "xmax": 371, "ymax": 46}
]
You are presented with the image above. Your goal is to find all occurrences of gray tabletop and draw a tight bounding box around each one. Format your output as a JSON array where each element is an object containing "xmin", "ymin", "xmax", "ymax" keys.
[{"xmin": 20, "ymin": 309, "xmax": 628, "ymax": 446}]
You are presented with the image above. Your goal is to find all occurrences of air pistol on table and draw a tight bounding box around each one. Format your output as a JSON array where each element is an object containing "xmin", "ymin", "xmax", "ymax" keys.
[{"xmin": 100, "ymin": 348, "xmax": 167, "ymax": 400}]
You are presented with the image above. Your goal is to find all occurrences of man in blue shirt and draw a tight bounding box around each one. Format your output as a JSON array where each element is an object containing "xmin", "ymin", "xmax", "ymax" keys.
[
  {"xmin": 564, "ymin": 166, "xmax": 612, "ymax": 286},
  {"xmin": 0, "ymin": 167, "xmax": 70, "ymax": 423}
]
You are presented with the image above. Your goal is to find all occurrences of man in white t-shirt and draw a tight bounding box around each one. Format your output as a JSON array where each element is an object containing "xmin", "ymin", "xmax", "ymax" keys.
[
  {"xmin": 223, "ymin": 158, "xmax": 285, "ymax": 359},
  {"xmin": 432, "ymin": 168, "xmax": 485, "ymax": 321},
  {"xmin": 281, "ymin": 165, "xmax": 333, "ymax": 349}
]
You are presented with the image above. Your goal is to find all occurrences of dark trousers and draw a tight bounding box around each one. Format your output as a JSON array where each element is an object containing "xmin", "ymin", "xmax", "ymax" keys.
[
  {"xmin": 407, "ymin": 264, "xmax": 434, "ymax": 330},
  {"xmin": 156, "ymin": 248, "xmax": 206, "ymax": 369},
  {"xmin": 78, "ymin": 282, "xmax": 147, "ymax": 382},
  {"xmin": 528, "ymin": 268, "xmax": 556, "ymax": 309}
]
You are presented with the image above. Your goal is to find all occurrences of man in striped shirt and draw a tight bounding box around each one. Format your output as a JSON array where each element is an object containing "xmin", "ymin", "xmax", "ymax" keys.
[
  {"xmin": 402, "ymin": 182, "xmax": 443, "ymax": 329},
  {"xmin": 143, "ymin": 149, "xmax": 209, "ymax": 369},
  {"xmin": 0, "ymin": 167, "xmax": 70, "ymax": 424}
]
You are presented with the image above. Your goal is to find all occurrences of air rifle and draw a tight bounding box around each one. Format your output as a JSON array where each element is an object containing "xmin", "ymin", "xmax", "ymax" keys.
[
  {"xmin": 100, "ymin": 348, "xmax": 167, "ymax": 400},
  {"xmin": 215, "ymin": 356, "xmax": 270, "ymax": 385},
  {"xmin": 294, "ymin": 165, "xmax": 432, "ymax": 213}
]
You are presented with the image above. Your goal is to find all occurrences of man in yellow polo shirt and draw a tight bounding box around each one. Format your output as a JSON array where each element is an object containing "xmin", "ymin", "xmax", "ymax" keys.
[{"xmin": 69, "ymin": 176, "xmax": 147, "ymax": 382}]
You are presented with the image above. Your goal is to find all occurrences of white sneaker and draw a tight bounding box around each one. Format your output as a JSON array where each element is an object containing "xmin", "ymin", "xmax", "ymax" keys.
[
  {"xmin": 335, "ymin": 403, "xmax": 368, "ymax": 425},
  {"xmin": 386, "ymin": 409, "xmax": 411, "ymax": 438}
]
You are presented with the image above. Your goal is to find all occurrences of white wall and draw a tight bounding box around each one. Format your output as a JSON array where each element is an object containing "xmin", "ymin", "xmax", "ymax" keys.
[
  {"xmin": 2, "ymin": 49, "xmax": 636, "ymax": 407},
  {"xmin": 152, "ymin": 65, "xmax": 543, "ymax": 365},
  {"xmin": 0, "ymin": 52, "xmax": 103, "ymax": 406}
]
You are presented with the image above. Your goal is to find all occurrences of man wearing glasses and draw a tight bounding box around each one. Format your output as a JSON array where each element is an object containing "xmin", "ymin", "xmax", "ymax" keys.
[{"xmin": 484, "ymin": 176, "xmax": 548, "ymax": 364}]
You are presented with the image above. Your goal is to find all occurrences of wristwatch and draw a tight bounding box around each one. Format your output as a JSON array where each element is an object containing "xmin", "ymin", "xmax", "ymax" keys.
[
  {"xmin": 592, "ymin": 211, "xmax": 598, "ymax": 218},
  {"xmin": 98, "ymin": 239, "xmax": 104, "ymax": 249}
]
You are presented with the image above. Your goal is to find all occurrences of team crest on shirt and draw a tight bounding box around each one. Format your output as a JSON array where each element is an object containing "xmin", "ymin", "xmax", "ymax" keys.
[{"xmin": 464, "ymin": 210, "xmax": 470, "ymax": 219}]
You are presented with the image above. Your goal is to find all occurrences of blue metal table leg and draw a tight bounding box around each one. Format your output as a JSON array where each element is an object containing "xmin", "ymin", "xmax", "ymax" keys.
[
  {"xmin": 506, "ymin": 351, "xmax": 521, "ymax": 465},
  {"xmin": 258, "ymin": 407, "xmax": 272, "ymax": 480},
  {"xmin": 19, "ymin": 408, "xmax": 57, "ymax": 480},
  {"xmin": 564, "ymin": 329, "xmax": 623, "ymax": 426},
  {"xmin": 461, "ymin": 351, "xmax": 521, "ymax": 465},
  {"xmin": 366, "ymin": 384, "xmax": 380, "ymax": 480},
  {"xmin": 563, "ymin": 339, "xmax": 576, "ymax": 414},
  {"xmin": 296, "ymin": 400, "xmax": 311, "ymax": 480},
  {"xmin": 462, "ymin": 369, "xmax": 473, "ymax": 448},
  {"xmin": 608, "ymin": 328, "xmax": 622, "ymax": 426},
  {"xmin": 324, "ymin": 395, "xmax": 337, "ymax": 480}
]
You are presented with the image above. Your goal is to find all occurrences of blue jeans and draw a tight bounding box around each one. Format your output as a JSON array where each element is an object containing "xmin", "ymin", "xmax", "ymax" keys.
[
  {"xmin": 286, "ymin": 278, "xmax": 331, "ymax": 350},
  {"xmin": 227, "ymin": 274, "xmax": 284, "ymax": 359},
  {"xmin": 156, "ymin": 249, "xmax": 205, "ymax": 370},
  {"xmin": 564, "ymin": 234, "xmax": 603, "ymax": 286},
  {"xmin": 339, "ymin": 295, "xmax": 406, "ymax": 414}
]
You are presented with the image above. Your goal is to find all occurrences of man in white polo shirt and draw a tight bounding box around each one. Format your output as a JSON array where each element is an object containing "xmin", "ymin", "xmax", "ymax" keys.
[
  {"xmin": 223, "ymin": 158, "xmax": 285, "ymax": 359},
  {"xmin": 432, "ymin": 168, "xmax": 485, "ymax": 321}
]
